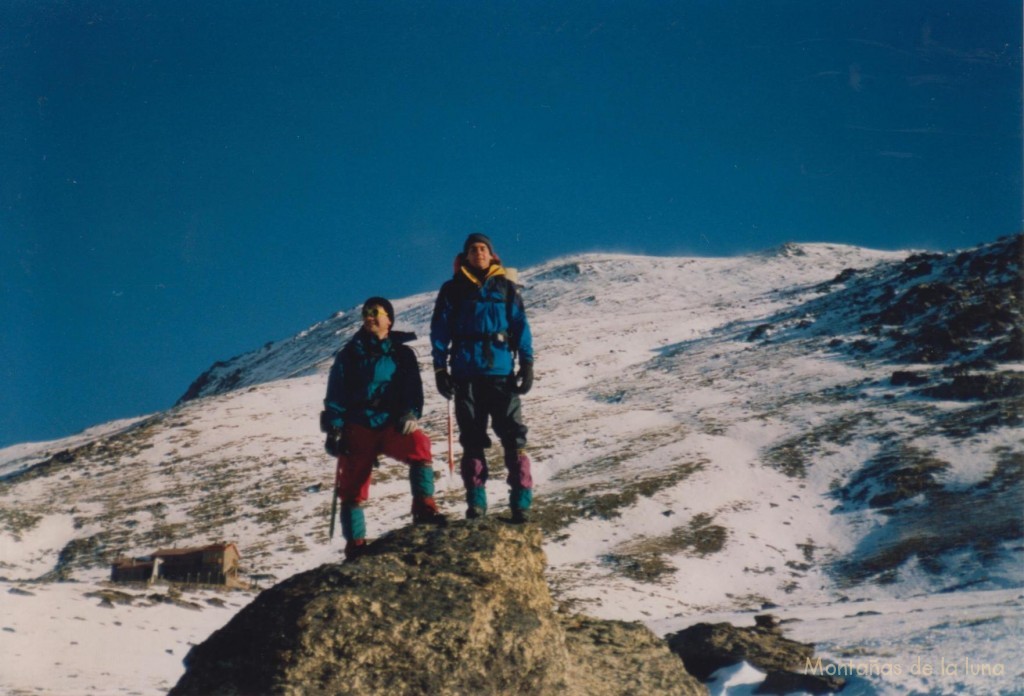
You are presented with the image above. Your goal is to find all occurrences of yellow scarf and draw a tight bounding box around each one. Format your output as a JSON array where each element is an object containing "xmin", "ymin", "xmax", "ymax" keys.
[{"xmin": 459, "ymin": 263, "xmax": 506, "ymax": 288}]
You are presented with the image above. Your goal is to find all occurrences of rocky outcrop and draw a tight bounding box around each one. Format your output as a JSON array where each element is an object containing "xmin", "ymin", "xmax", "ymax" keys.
[
  {"xmin": 755, "ymin": 234, "xmax": 1022, "ymax": 367},
  {"xmin": 561, "ymin": 614, "xmax": 706, "ymax": 695},
  {"xmin": 667, "ymin": 618, "xmax": 843, "ymax": 691},
  {"xmin": 666, "ymin": 615, "xmax": 844, "ymax": 694},
  {"xmin": 170, "ymin": 519, "xmax": 706, "ymax": 696}
]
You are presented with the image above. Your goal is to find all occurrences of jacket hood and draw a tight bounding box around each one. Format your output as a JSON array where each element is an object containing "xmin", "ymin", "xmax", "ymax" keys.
[
  {"xmin": 390, "ymin": 330, "xmax": 417, "ymax": 344},
  {"xmin": 356, "ymin": 327, "xmax": 417, "ymax": 345}
]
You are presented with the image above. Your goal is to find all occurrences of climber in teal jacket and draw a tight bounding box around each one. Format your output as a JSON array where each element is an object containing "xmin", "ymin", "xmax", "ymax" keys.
[{"xmin": 322, "ymin": 296, "xmax": 445, "ymax": 560}]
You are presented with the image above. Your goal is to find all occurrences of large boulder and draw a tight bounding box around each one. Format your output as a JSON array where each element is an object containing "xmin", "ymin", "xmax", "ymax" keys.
[{"xmin": 171, "ymin": 519, "xmax": 705, "ymax": 695}]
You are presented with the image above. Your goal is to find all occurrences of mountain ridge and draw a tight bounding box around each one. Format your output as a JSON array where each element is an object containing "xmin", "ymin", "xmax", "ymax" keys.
[{"xmin": 173, "ymin": 242, "xmax": 907, "ymax": 406}]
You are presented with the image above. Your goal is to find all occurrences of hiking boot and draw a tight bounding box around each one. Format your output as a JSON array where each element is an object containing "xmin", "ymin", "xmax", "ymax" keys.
[
  {"xmin": 411, "ymin": 495, "xmax": 448, "ymax": 528},
  {"xmin": 413, "ymin": 509, "xmax": 448, "ymax": 525},
  {"xmin": 466, "ymin": 506, "xmax": 486, "ymax": 520},
  {"xmin": 510, "ymin": 508, "xmax": 529, "ymax": 525},
  {"xmin": 412, "ymin": 496, "xmax": 447, "ymax": 525},
  {"xmin": 344, "ymin": 539, "xmax": 367, "ymax": 561}
]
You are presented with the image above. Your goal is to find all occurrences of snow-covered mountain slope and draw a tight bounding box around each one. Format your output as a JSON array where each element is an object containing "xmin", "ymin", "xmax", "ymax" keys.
[{"xmin": 1, "ymin": 237, "xmax": 1020, "ymax": 695}]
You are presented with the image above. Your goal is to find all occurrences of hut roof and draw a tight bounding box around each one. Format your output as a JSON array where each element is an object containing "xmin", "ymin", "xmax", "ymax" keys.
[{"xmin": 153, "ymin": 543, "xmax": 240, "ymax": 559}]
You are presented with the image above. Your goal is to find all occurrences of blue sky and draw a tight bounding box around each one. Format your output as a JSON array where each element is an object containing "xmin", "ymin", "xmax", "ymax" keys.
[{"xmin": 1, "ymin": 0, "xmax": 1021, "ymax": 448}]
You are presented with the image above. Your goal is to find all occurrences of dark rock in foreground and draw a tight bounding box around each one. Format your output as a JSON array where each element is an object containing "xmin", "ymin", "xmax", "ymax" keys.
[
  {"xmin": 171, "ymin": 519, "xmax": 705, "ymax": 695},
  {"xmin": 666, "ymin": 615, "xmax": 844, "ymax": 694}
]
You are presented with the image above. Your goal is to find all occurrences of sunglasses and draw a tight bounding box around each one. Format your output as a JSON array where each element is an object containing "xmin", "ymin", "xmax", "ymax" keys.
[{"xmin": 362, "ymin": 307, "xmax": 388, "ymax": 319}]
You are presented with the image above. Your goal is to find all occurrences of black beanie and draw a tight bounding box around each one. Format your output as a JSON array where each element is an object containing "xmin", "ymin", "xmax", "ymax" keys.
[
  {"xmin": 463, "ymin": 233, "xmax": 495, "ymax": 256},
  {"xmin": 362, "ymin": 296, "xmax": 395, "ymax": 324}
]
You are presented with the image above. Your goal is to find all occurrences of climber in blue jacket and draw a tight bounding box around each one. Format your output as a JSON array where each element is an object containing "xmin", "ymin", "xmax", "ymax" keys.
[{"xmin": 430, "ymin": 233, "xmax": 535, "ymax": 523}]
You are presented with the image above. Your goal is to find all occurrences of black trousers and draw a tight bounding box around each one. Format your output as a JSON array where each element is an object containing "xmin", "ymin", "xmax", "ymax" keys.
[{"xmin": 453, "ymin": 376, "xmax": 528, "ymax": 454}]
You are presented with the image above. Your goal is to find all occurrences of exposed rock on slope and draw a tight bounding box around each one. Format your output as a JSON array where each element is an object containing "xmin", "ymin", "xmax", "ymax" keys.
[
  {"xmin": 666, "ymin": 616, "xmax": 844, "ymax": 693},
  {"xmin": 758, "ymin": 234, "xmax": 1022, "ymax": 368},
  {"xmin": 170, "ymin": 520, "xmax": 706, "ymax": 696}
]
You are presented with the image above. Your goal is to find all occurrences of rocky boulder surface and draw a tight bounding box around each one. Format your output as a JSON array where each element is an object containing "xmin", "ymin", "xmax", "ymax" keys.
[{"xmin": 170, "ymin": 519, "xmax": 706, "ymax": 696}]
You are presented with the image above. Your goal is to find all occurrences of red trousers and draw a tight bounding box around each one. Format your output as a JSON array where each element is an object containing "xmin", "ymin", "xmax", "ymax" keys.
[{"xmin": 336, "ymin": 423, "xmax": 432, "ymax": 504}]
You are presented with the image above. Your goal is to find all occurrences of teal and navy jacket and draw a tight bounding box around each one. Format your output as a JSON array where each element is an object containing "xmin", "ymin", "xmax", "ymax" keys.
[
  {"xmin": 323, "ymin": 329, "xmax": 423, "ymax": 430},
  {"xmin": 430, "ymin": 262, "xmax": 534, "ymax": 379}
]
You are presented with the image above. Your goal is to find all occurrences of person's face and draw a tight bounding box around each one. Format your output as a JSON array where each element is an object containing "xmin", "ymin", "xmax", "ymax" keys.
[
  {"xmin": 466, "ymin": 242, "xmax": 493, "ymax": 271},
  {"xmin": 362, "ymin": 305, "xmax": 392, "ymax": 338}
]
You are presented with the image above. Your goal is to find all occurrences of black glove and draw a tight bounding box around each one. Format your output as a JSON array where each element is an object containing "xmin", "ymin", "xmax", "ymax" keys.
[
  {"xmin": 435, "ymin": 368, "xmax": 454, "ymax": 400},
  {"xmin": 514, "ymin": 361, "xmax": 534, "ymax": 395},
  {"xmin": 324, "ymin": 427, "xmax": 346, "ymax": 457}
]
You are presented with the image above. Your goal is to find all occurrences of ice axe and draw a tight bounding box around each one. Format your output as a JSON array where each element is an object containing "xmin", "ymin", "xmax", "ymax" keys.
[
  {"xmin": 329, "ymin": 459, "xmax": 341, "ymax": 541},
  {"xmin": 446, "ymin": 399, "xmax": 454, "ymax": 481}
]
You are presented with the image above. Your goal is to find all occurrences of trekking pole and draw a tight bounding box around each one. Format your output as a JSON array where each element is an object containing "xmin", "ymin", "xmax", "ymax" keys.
[
  {"xmin": 447, "ymin": 398, "xmax": 455, "ymax": 481},
  {"xmin": 329, "ymin": 460, "xmax": 340, "ymax": 541}
]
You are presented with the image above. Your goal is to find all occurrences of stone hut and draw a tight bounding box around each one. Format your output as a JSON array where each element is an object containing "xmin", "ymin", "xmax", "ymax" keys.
[
  {"xmin": 111, "ymin": 542, "xmax": 242, "ymax": 586},
  {"xmin": 154, "ymin": 542, "xmax": 241, "ymax": 585}
]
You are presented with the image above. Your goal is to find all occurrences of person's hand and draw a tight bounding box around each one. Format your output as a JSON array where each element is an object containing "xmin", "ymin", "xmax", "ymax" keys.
[
  {"xmin": 397, "ymin": 412, "xmax": 419, "ymax": 435},
  {"xmin": 324, "ymin": 426, "xmax": 346, "ymax": 457},
  {"xmin": 435, "ymin": 368, "xmax": 454, "ymax": 400},
  {"xmin": 513, "ymin": 361, "xmax": 534, "ymax": 395}
]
